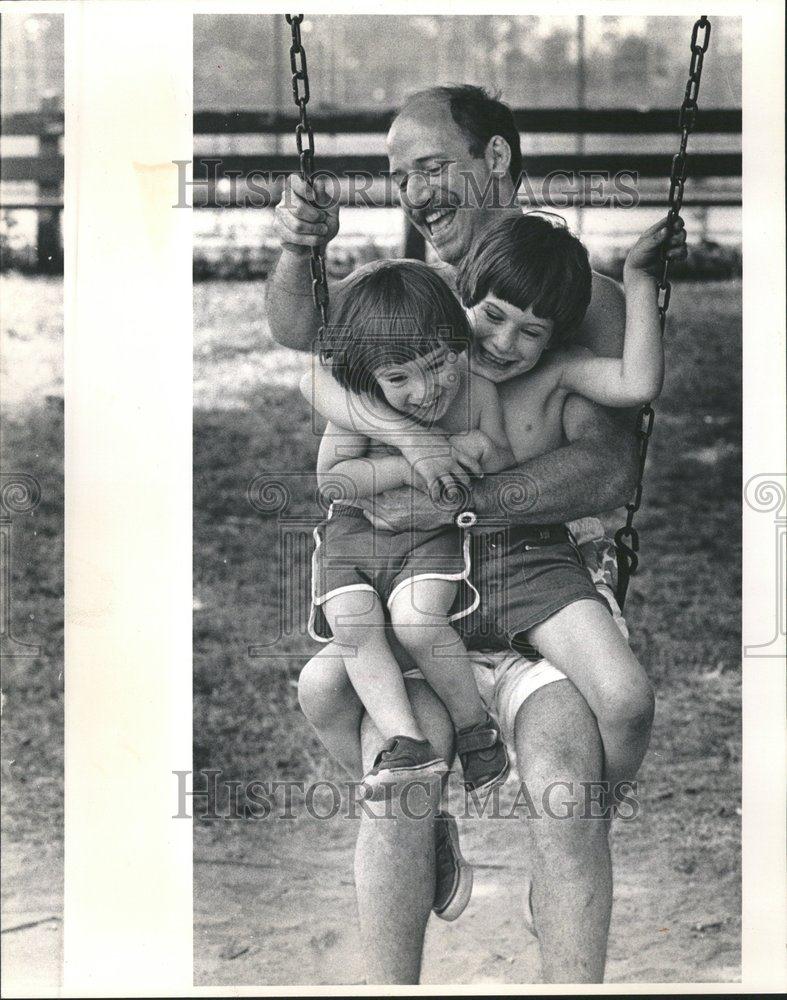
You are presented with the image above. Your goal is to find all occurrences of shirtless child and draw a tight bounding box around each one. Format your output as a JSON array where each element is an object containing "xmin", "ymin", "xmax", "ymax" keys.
[{"xmin": 302, "ymin": 212, "xmax": 674, "ymax": 798}]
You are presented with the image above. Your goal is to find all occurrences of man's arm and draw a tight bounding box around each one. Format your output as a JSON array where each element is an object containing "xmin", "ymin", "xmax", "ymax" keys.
[
  {"xmin": 362, "ymin": 394, "xmax": 639, "ymax": 531},
  {"xmin": 472, "ymin": 393, "xmax": 639, "ymax": 523},
  {"xmin": 267, "ymin": 251, "xmax": 326, "ymax": 352},
  {"xmin": 266, "ymin": 174, "xmax": 340, "ymax": 352}
]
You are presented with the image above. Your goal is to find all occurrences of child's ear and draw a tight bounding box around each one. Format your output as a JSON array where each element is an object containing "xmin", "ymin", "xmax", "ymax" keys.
[{"xmin": 485, "ymin": 135, "xmax": 512, "ymax": 178}]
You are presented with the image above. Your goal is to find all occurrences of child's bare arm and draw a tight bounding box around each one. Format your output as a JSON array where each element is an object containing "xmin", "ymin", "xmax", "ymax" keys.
[
  {"xmin": 558, "ymin": 216, "xmax": 686, "ymax": 407},
  {"xmin": 449, "ymin": 379, "xmax": 515, "ymax": 473},
  {"xmin": 316, "ymin": 422, "xmax": 410, "ymax": 500}
]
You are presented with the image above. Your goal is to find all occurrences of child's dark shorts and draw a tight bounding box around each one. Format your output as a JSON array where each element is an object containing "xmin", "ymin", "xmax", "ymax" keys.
[
  {"xmin": 457, "ymin": 523, "xmax": 611, "ymax": 659},
  {"xmin": 309, "ymin": 504, "xmax": 480, "ymax": 643}
]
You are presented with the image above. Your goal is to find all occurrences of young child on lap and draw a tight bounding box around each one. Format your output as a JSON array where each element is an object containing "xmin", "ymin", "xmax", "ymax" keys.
[
  {"xmin": 308, "ymin": 261, "xmax": 513, "ymax": 799},
  {"xmin": 301, "ymin": 213, "xmax": 679, "ymax": 797}
]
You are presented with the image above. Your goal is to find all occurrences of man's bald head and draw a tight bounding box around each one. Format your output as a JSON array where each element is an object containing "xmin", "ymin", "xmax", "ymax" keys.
[
  {"xmin": 386, "ymin": 84, "xmax": 523, "ymax": 264},
  {"xmin": 394, "ymin": 85, "xmax": 522, "ymax": 187}
]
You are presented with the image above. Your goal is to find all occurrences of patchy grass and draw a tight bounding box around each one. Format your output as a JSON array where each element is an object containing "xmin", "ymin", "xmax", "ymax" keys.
[{"xmin": 0, "ymin": 402, "xmax": 64, "ymax": 847}]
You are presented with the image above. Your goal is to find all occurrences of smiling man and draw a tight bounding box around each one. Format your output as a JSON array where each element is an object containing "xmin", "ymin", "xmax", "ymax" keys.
[{"xmin": 266, "ymin": 85, "xmax": 646, "ymax": 984}]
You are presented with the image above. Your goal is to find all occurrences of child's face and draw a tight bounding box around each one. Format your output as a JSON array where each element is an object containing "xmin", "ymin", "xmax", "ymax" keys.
[
  {"xmin": 467, "ymin": 295, "xmax": 554, "ymax": 383},
  {"xmin": 372, "ymin": 344, "xmax": 465, "ymax": 422}
]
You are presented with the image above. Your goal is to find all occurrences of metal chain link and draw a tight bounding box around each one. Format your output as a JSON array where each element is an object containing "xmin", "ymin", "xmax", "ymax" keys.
[
  {"xmin": 285, "ymin": 14, "xmax": 329, "ymax": 334},
  {"xmin": 614, "ymin": 14, "xmax": 711, "ymax": 609}
]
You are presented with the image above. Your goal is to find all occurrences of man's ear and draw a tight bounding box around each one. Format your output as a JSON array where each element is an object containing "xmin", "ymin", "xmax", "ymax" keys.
[{"xmin": 485, "ymin": 135, "xmax": 512, "ymax": 178}]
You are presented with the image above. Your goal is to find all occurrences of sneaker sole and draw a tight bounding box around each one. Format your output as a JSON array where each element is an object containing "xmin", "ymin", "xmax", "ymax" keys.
[
  {"xmin": 523, "ymin": 876, "xmax": 536, "ymax": 937},
  {"xmin": 434, "ymin": 818, "xmax": 473, "ymax": 922}
]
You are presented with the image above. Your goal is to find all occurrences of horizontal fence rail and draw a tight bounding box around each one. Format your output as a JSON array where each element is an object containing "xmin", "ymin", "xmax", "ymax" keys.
[
  {"xmin": 194, "ymin": 107, "xmax": 742, "ymax": 135},
  {"xmin": 191, "ymin": 107, "xmax": 741, "ymax": 212},
  {"xmin": 192, "ymin": 152, "xmax": 742, "ymax": 181},
  {"xmin": 1, "ymin": 98, "xmax": 63, "ymax": 271}
]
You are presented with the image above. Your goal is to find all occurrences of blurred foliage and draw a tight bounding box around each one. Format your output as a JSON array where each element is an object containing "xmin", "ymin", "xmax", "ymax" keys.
[{"xmin": 195, "ymin": 14, "xmax": 741, "ymax": 112}]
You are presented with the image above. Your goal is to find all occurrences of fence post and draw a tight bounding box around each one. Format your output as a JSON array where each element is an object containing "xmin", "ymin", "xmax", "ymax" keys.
[{"xmin": 36, "ymin": 94, "xmax": 63, "ymax": 274}]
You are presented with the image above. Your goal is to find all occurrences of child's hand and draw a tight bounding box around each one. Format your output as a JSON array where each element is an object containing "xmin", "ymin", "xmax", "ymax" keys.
[
  {"xmin": 624, "ymin": 215, "xmax": 688, "ymax": 280},
  {"xmin": 448, "ymin": 430, "xmax": 495, "ymax": 466},
  {"xmin": 400, "ymin": 443, "xmax": 483, "ymax": 501}
]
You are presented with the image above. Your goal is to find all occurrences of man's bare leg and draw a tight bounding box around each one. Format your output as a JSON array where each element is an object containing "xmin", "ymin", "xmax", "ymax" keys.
[
  {"xmin": 354, "ymin": 678, "xmax": 454, "ymax": 985},
  {"xmin": 514, "ymin": 679, "xmax": 612, "ymax": 984}
]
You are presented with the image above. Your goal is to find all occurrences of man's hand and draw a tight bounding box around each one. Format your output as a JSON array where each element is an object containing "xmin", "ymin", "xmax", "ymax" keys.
[
  {"xmin": 274, "ymin": 174, "xmax": 340, "ymax": 257},
  {"xmin": 359, "ymin": 486, "xmax": 457, "ymax": 532},
  {"xmin": 624, "ymin": 214, "xmax": 687, "ymax": 280}
]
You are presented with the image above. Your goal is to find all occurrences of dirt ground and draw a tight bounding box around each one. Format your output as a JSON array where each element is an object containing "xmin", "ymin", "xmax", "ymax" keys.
[
  {"xmin": 192, "ymin": 667, "xmax": 741, "ymax": 987},
  {"xmin": 1, "ymin": 844, "xmax": 63, "ymax": 995}
]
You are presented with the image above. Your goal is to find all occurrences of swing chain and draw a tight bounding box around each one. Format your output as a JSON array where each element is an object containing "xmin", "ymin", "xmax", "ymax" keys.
[
  {"xmin": 285, "ymin": 14, "xmax": 330, "ymax": 330},
  {"xmin": 615, "ymin": 14, "xmax": 711, "ymax": 609}
]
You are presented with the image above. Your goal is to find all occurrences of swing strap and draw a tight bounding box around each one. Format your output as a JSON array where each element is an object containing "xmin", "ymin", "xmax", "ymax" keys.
[{"xmin": 614, "ymin": 14, "xmax": 712, "ymax": 610}]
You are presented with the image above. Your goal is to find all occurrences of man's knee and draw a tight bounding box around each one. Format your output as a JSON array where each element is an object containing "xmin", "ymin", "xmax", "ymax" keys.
[
  {"xmin": 597, "ymin": 676, "xmax": 655, "ymax": 736},
  {"xmin": 513, "ymin": 681, "xmax": 610, "ymax": 860},
  {"xmin": 515, "ymin": 680, "xmax": 604, "ymax": 783}
]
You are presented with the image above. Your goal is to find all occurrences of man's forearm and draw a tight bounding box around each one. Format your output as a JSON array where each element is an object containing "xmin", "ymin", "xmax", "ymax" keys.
[
  {"xmin": 472, "ymin": 430, "xmax": 638, "ymax": 525},
  {"xmin": 266, "ymin": 250, "xmax": 323, "ymax": 352}
]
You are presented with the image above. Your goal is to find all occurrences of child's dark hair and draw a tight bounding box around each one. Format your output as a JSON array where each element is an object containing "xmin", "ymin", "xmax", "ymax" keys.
[
  {"xmin": 457, "ymin": 214, "xmax": 592, "ymax": 346},
  {"xmin": 322, "ymin": 260, "xmax": 472, "ymax": 399}
]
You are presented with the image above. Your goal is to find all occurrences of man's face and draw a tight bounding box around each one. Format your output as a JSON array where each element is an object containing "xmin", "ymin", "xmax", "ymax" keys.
[
  {"xmin": 387, "ymin": 102, "xmax": 502, "ymax": 265},
  {"xmin": 467, "ymin": 295, "xmax": 554, "ymax": 383}
]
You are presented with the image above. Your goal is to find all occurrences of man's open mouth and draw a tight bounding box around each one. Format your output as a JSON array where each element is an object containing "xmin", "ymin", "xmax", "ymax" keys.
[
  {"xmin": 474, "ymin": 344, "xmax": 519, "ymax": 372},
  {"xmin": 424, "ymin": 208, "xmax": 456, "ymax": 238}
]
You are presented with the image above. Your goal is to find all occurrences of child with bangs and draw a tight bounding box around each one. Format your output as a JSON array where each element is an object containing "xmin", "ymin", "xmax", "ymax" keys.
[
  {"xmin": 303, "ymin": 213, "xmax": 677, "ymax": 801},
  {"xmin": 308, "ymin": 260, "xmax": 513, "ymax": 799}
]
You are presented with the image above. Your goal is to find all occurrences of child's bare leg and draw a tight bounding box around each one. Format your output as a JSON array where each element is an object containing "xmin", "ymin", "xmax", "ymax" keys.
[
  {"xmin": 322, "ymin": 589, "xmax": 425, "ymax": 742},
  {"xmin": 298, "ymin": 644, "xmax": 364, "ymax": 777},
  {"xmin": 528, "ymin": 599, "xmax": 655, "ymax": 792},
  {"xmin": 388, "ymin": 579, "xmax": 486, "ymax": 730}
]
